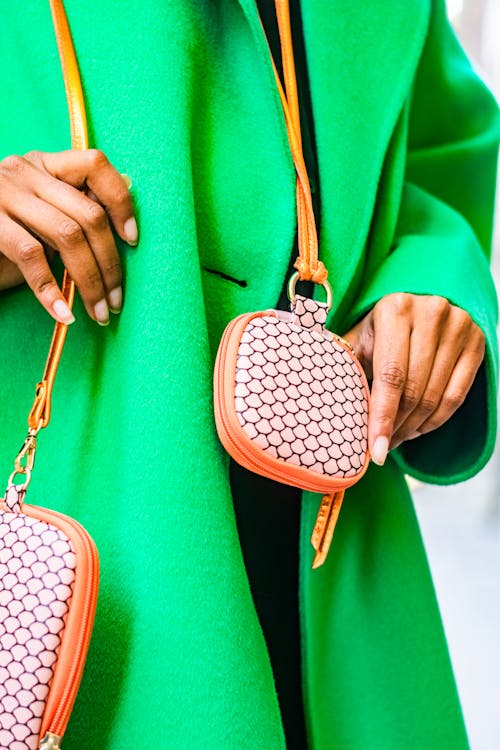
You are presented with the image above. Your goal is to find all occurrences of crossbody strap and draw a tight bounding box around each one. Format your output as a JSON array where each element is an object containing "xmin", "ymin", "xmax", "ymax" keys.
[
  {"xmin": 269, "ymin": 1, "xmax": 330, "ymax": 296},
  {"xmin": 34, "ymin": 0, "xmax": 325, "ymax": 434},
  {"xmin": 9, "ymin": 0, "xmax": 85, "ymax": 487},
  {"xmin": 28, "ymin": 0, "xmax": 85, "ymax": 433},
  {"xmin": 15, "ymin": 0, "xmax": 326, "ymax": 480}
]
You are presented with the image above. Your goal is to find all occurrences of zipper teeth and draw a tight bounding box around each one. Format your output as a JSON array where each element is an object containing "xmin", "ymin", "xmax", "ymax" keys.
[
  {"xmin": 217, "ymin": 314, "xmax": 350, "ymax": 492},
  {"xmin": 25, "ymin": 506, "xmax": 99, "ymax": 739}
]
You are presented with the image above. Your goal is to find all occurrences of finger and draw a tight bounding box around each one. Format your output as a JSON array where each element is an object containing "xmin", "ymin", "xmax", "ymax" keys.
[
  {"xmin": 27, "ymin": 149, "xmax": 137, "ymax": 246},
  {"xmin": 11, "ymin": 191, "xmax": 109, "ymax": 324},
  {"xmin": 32, "ymin": 175, "xmax": 123, "ymax": 311},
  {"xmin": 392, "ymin": 297, "xmax": 451, "ymax": 433},
  {"xmin": 369, "ymin": 297, "xmax": 411, "ymax": 465},
  {"xmin": 0, "ymin": 254, "xmax": 24, "ymax": 291},
  {"xmin": 391, "ymin": 309, "xmax": 481, "ymax": 445},
  {"xmin": 390, "ymin": 345, "xmax": 460, "ymax": 447},
  {"xmin": 0, "ymin": 215, "xmax": 74, "ymax": 324},
  {"xmin": 417, "ymin": 331, "xmax": 485, "ymax": 435}
]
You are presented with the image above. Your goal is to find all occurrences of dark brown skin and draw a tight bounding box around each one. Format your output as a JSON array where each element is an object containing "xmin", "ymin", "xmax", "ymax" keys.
[
  {"xmin": 344, "ymin": 293, "xmax": 485, "ymax": 464},
  {"xmin": 0, "ymin": 149, "xmax": 137, "ymax": 326},
  {"xmin": 0, "ymin": 150, "xmax": 484, "ymax": 464}
]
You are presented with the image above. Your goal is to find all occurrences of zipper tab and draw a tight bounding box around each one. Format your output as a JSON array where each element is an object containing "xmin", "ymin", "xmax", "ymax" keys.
[{"xmin": 39, "ymin": 733, "xmax": 62, "ymax": 750}]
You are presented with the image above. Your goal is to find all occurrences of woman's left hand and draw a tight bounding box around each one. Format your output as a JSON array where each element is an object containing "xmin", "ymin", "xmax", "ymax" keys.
[{"xmin": 343, "ymin": 293, "xmax": 485, "ymax": 466}]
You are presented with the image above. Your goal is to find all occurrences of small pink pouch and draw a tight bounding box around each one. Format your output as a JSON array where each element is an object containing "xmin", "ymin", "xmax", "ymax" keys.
[
  {"xmin": 0, "ymin": 481, "xmax": 99, "ymax": 750},
  {"xmin": 214, "ymin": 294, "xmax": 370, "ymax": 495}
]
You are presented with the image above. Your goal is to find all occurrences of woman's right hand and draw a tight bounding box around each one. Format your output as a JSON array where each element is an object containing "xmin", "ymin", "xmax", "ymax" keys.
[{"xmin": 0, "ymin": 149, "xmax": 137, "ymax": 325}]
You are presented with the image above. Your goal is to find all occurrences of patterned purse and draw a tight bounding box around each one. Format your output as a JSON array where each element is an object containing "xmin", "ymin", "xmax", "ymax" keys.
[
  {"xmin": 1, "ymin": 3, "xmax": 99, "ymax": 748},
  {"xmin": 213, "ymin": 0, "xmax": 370, "ymax": 568}
]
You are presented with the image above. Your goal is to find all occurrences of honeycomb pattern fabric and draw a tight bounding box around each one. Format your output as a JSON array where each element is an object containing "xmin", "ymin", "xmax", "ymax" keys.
[
  {"xmin": 0, "ymin": 485, "xmax": 76, "ymax": 750},
  {"xmin": 235, "ymin": 295, "xmax": 369, "ymax": 478}
]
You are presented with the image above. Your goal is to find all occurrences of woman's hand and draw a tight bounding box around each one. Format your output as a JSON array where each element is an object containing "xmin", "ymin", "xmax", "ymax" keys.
[
  {"xmin": 0, "ymin": 149, "xmax": 137, "ymax": 325},
  {"xmin": 343, "ymin": 293, "xmax": 485, "ymax": 465}
]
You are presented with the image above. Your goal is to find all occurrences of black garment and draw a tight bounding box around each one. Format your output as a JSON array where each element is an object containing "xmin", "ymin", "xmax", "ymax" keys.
[{"xmin": 230, "ymin": 2, "xmax": 321, "ymax": 748}]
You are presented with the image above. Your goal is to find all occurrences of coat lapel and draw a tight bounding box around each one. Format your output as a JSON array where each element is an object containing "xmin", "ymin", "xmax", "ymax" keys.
[{"xmin": 236, "ymin": 0, "xmax": 430, "ymax": 320}]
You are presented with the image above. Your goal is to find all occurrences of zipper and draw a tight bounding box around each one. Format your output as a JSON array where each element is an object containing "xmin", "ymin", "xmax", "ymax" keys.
[
  {"xmin": 215, "ymin": 311, "xmax": 364, "ymax": 493},
  {"xmin": 23, "ymin": 504, "xmax": 99, "ymax": 745}
]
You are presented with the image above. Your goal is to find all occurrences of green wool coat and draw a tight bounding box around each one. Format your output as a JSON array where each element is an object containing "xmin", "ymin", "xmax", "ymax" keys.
[{"xmin": 1, "ymin": 1, "xmax": 499, "ymax": 748}]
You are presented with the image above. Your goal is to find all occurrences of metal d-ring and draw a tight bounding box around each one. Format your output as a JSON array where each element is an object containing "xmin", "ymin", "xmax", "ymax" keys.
[{"xmin": 287, "ymin": 271, "xmax": 333, "ymax": 312}]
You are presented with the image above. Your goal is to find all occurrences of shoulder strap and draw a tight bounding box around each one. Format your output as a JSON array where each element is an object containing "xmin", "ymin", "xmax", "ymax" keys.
[
  {"xmin": 28, "ymin": 0, "xmax": 87, "ymax": 432},
  {"xmin": 6, "ymin": 1, "xmax": 86, "ymax": 490},
  {"xmin": 268, "ymin": 0, "xmax": 329, "ymax": 292}
]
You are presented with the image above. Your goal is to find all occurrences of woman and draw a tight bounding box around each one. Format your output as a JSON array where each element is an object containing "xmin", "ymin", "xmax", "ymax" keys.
[{"xmin": 0, "ymin": 1, "xmax": 498, "ymax": 748}]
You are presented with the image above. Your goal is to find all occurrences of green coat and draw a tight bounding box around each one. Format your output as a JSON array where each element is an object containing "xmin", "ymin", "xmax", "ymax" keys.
[{"xmin": 1, "ymin": 1, "xmax": 499, "ymax": 748}]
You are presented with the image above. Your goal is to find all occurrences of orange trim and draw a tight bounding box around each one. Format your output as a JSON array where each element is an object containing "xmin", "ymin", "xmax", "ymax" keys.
[
  {"xmin": 258, "ymin": 2, "xmax": 326, "ymax": 285},
  {"xmin": 311, "ymin": 490, "xmax": 345, "ymax": 569},
  {"xmin": 28, "ymin": 0, "xmax": 87, "ymax": 431},
  {"xmin": 214, "ymin": 312, "xmax": 370, "ymax": 494},
  {"xmin": 22, "ymin": 504, "xmax": 99, "ymax": 741}
]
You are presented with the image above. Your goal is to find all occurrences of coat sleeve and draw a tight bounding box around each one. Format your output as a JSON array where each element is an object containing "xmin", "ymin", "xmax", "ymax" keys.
[{"xmin": 347, "ymin": 0, "xmax": 500, "ymax": 484}]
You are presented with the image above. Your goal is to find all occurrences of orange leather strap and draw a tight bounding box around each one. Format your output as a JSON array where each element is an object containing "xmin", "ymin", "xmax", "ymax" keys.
[
  {"xmin": 32, "ymin": 0, "xmax": 321, "ymax": 430},
  {"xmin": 269, "ymin": 0, "xmax": 327, "ymax": 286},
  {"xmin": 28, "ymin": 0, "xmax": 87, "ymax": 431}
]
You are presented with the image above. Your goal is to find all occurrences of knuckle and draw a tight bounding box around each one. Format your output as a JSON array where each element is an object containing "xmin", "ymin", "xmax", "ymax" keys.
[
  {"xmin": 450, "ymin": 307, "xmax": 473, "ymax": 336},
  {"xmin": 388, "ymin": 292, "xmax": 412, "ymax": 316},
  {"xmin": 84, "ymin": 268, "xmax": 104, "ymax": 293},
  {"xmin": 16, "ymin": 239, "xmax": 43, "ymax": 265},
  {"xmin": 34, "ymin": 277, "xmax": 58, "ymax": 297},
  {"xmin": 379, "ymin": 363, "xmax": 406, "ymax": 391},
  {"xmin": 115, "ymin": 185, "xmax": 131, "ymax": 206},
  {"xmin": 102, "ymin": 258, "xmax": 122, "ymax": 279},
  {"xmin": 86, "ymin": 149, "xmax": 109, "ymax": 171},
  {"xmin": 23, "ymin": 149, "xmax": 42, "ymax": 163},
  {"xmin": 426, "ymin": 295, "xmax": 449, "ymax": 321},
  {"xmin": 418, "ymin": 396, "xmax": 438, "ymax": 416},
  {"xmin": 0, "ymin": 154, "xmax": 26, "ymax": 176},
  {"xmin": 373, "ymin": 413, "xmax": 394, "ymax": 433},
  {"xmin": 83, "ymin": 200, "xmax": 107, "ymax": 229},
  {"xmin": 400, "ymin": 383, "xmax": 421, "ymax": 411},
  {"xmin": 442, "ymin": 390, "xmax": 466, "ymax": 413},
  {"xmin": 57, "ymin": 220, "xmax": 84, "ymax": 246}
]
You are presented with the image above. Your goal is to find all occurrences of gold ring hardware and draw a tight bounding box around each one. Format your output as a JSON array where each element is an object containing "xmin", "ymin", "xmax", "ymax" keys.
[
  {"xmin": 287, "ymin": 271, "xmax": 333, "ymax": 312},
  {"xmin": 39, "ymin": 732, "xmax": 62, "ymax": 750}
]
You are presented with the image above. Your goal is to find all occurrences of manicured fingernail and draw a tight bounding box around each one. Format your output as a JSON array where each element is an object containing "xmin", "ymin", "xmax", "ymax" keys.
[
  {"xmin": 94, "ymin": 299, "xmax": 109, "ymax": 326},
  {"xmin": 121, "ymin": 174, "xmax": 132, "ymax": 189},
  {"xmin": 108, "ymin": 286, "xmax": 123, "ymax": 313},
  {"xmin": 124, "ymin": 217, "xmax": 138, "ymax": 246},
  {"xmin": 371, "ymin": 436, "xmax": 389, "ymax": 466},
  {"xmin": 53, "ymin": 299, "xmax": 75, "ymax": 325}
]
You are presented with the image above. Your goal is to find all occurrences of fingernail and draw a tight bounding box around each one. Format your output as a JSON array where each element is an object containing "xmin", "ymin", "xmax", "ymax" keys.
[
  {"xmin": 94, "ymin": 299, "xmax": 109, "ymax": 326},
  {"xmin": 108, "ymin": 286, "xmax": 123, "ymax": 313},
  {"xmin": 371, "ymin": 436, "xmax": 389, "ymax": 466},
  {"xmin": 121, "ymin": 174, "xmax": 133, "ymax": 190},
  {"xmin": 124, "ymin": 217, "xmax": 138, "ymax": 246},
  {"xmin": 53, "ymin": 299, "xmax": 75, "ymax": 325},
  {"xmin": 408, "ymin": 431, "xmax": 421, "ymax": 441}
]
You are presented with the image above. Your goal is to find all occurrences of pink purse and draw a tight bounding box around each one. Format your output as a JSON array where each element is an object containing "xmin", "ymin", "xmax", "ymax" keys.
[
  {"xmin": 213, "ymin": 0, "xmax": 370, "ymax": 567},
  {"xmin": 1, "ymin": 3, "xmax": 99, "ymax": 748}
]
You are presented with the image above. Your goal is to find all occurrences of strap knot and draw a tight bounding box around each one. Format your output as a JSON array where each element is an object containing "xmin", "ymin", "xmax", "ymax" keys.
[{"xmin": 293, "ymin": 258, "xmax": 328, "ymax": 285}]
